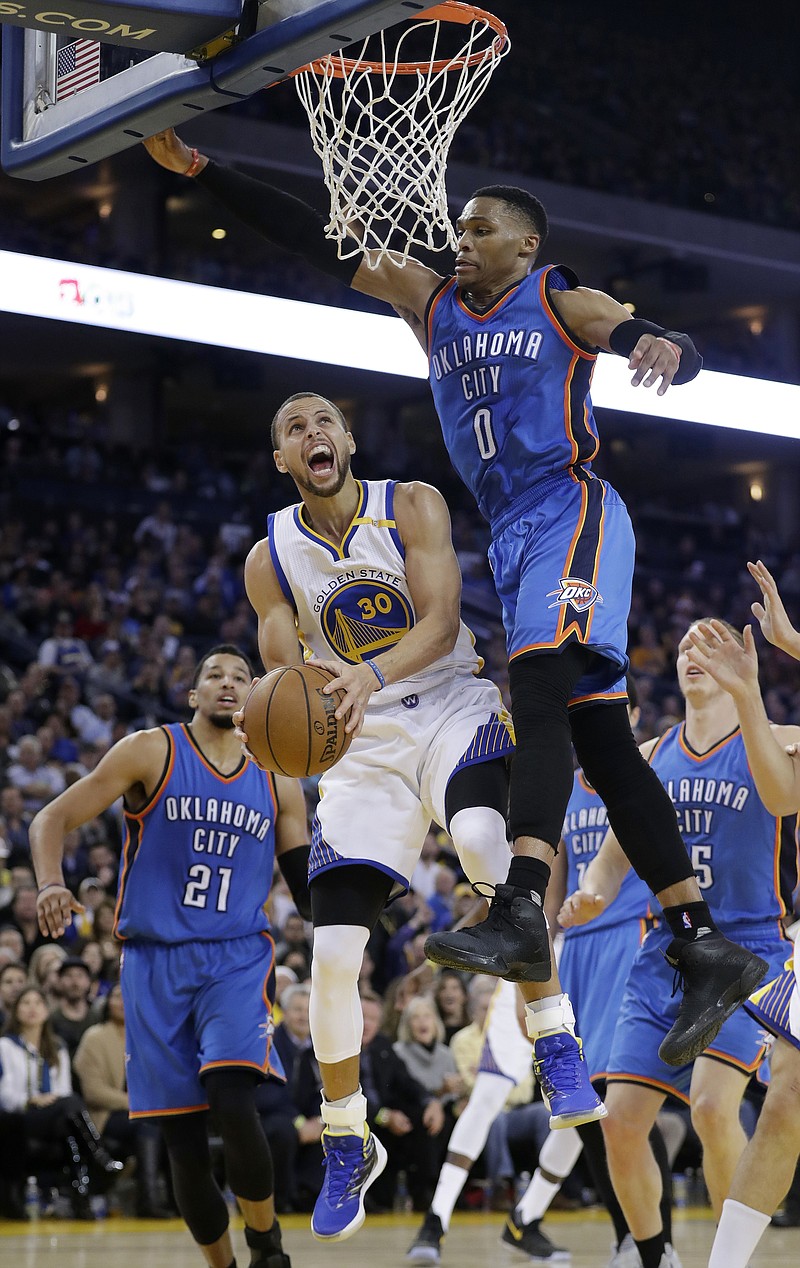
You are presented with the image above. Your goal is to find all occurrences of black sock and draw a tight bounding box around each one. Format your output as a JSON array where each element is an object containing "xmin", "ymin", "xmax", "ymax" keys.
[
  {"xmin": 635, "ymin": 1231, "xmax": 666, "ymax": 1268},
  {"xmin": 506, "ymin": 855, "xmax": 551, "ymax": 903},
  {"xmin": 663, "ymin": 901, "xmax": 717, "ymax": 943}
]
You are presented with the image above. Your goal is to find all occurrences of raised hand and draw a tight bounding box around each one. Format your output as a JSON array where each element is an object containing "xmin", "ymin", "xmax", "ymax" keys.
[
  {"xmin": 748, "ymin": 560, "xmax": 800, "ymax": 659},
  {"xmin": 143, "ymin": 129, "xmax": 207, "ymax": 176},
  {"xmin": 686, "ymin": 619, "xmax": 759, "ymax": 700}
]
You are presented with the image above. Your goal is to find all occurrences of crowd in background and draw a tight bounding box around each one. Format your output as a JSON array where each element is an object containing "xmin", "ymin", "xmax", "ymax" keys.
[{"xmin": 1, "ymin": 400, "xmax": 799, "ymax": 1220}]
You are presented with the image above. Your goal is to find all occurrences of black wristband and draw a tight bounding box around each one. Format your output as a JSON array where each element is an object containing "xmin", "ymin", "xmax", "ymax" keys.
[
  {"xmin": 196, "ymin": 162, "xmax": 362, "ymax": 286},
  {"xmin": 608, "ymin": 318, "xmax": 702, "ymax": 385},
  {"xmin": 279, "ymin": 845, "xmax": 312, "ymax": 921},
  {"xmin": 608, "ymin": 318, "xmax": 668, "ymax": 358}
]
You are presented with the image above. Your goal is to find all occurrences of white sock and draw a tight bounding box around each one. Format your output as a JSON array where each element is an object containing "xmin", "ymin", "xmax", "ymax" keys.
[
  {"xmin": 525, "ymin": 993, "xmax": 577, "ymax": 1039},
  {"xmin": 430, "ymin": 1162, "xmax": 468, "ymax": 1232},
  {"xmin": 708, "ymin": 1199, "xmax": 771, "ymax": 1268},
  {"xmin": 518, "ymin": 1129, "xmax": 583, "ymax": 1223}
]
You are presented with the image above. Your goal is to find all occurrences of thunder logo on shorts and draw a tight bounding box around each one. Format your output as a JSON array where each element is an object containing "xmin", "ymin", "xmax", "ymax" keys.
[{"xmin": 320, "ymin": 579, "xmax": 413, "ymax": 664}]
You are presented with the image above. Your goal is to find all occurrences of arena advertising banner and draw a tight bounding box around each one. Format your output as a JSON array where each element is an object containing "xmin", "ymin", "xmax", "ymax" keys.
[
  {"xmin": 0, "ymin": 0, "xmax": 242, "ymax": 51},
  {"xmin": 0, "ymin": 247, "xmax": 797, "ymax": 440}
]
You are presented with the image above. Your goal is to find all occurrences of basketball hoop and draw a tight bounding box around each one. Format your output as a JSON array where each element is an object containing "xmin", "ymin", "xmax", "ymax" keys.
[{"xmin": 290, "ymin": 2, "xmax": 510, "ymax": 267}]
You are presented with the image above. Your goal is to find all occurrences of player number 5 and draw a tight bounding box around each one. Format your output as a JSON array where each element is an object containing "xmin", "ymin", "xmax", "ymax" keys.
[
  {"xmin": 473, "ymin": 407, "xmax": 497, "ymax": 461},
  {"xmin": 690, "ymin": 843, "xmax": 713, "ymax": 890},
  {"xmin": 183, "ymin": 864, "xmax": 233, "ymax": 912}
]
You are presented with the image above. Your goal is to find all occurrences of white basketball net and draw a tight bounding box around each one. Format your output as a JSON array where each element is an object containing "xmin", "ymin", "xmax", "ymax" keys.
[{"xmin": 293, "ymin": 3, "xmax": 510, "ymax": 267}]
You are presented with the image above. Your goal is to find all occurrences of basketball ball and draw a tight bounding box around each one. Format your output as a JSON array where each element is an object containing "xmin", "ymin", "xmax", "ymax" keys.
[{"xmin": 242, "ymin": 663, "xmax": 352, "ymax": 778}]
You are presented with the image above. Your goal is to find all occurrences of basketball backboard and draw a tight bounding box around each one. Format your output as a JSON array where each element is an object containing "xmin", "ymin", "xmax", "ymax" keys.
[{"xmin": 1, "ymin": 0, "xmax": 427, "ymax": 178}]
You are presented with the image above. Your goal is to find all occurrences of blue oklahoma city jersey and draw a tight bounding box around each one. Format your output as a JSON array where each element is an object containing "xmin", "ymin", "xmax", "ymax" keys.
[
  {"xmin": 114, "ymin": 724, "xmax": 278, "ymax": 942},
  {"xmin": 427, "ymin": 266, "xmax": 598, "ymax": 530},
  {"xmin": 563, "ymin": 769, "xmax": 651, "ymax": 935},
  {"xmin": 650, "ymin": 724, "xmax": 799, "ymax": 932}
]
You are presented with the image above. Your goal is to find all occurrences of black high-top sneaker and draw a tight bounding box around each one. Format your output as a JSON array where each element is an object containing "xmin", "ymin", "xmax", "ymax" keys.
[
  {"xmin": 424, "ymin": 884, "xmax": 551, "ymax": 982},
  {"xmin": 658, "ymin": 933, "xmax": 768, "ymax": 1066},
  {"xmin": 406, "ymin": 1210, "xmax": 445, "ymax": 1263}
]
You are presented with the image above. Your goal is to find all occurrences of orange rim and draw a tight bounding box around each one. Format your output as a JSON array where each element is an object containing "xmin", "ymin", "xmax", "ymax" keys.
[{"xmin": 289, "ymin": 1, "xmax": 508, "ymax": 79}]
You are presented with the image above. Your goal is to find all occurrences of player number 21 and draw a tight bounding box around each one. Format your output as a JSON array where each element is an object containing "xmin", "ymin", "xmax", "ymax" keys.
[
  {"xmin": 183, "ymin": 864, "xmax": 232, "ymax": 911},
  {"xmin": 473, "ymin": 407, "xmax": 497, "ymax": 461}
]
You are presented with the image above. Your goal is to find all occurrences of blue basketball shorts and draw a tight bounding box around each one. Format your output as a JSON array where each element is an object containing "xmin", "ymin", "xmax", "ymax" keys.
[
  {"xmin": 489, "ymin": 472, "xmax": 633, "ymax": 705},
  {"xmin": 121, "ymin": 933, "xmax": 283, "ymax": 1118},
  {"xmin": 559, "ymin": 917, "xmax": 651, "ymax": 1081},
  {"xmin": 606, "ymin": 926, "xmax": 788, "ymax": 1103},
  {"xmin": 746, "ymin": 954, "xmax": 800, "ymax": 1053}
]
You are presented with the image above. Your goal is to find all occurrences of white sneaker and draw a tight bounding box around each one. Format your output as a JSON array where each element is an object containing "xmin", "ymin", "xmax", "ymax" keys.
[
  {"xmin": 607, "ymin": 1234, "xmax": 642, "ymax": 1268},
  {"xmin": 661, "ymin": 1246, "xmax": 683, "ymax": 1268}
]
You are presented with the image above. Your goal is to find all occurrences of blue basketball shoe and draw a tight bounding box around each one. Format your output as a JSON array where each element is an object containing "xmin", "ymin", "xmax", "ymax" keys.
[
  {"xmin": 311, "ymin": 1124, "xmax": 388, "ymax": 1242},
  {"xmin": 533, "ymin": 1032, "xmax": 607, "ymax": 1129}
]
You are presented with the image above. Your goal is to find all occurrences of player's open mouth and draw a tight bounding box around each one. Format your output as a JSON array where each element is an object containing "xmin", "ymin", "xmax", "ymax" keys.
[
  {"xmin": 307, "ymin": 443, "xmax": 335, "ymax": 476},
  {"xmin": 217, "ymin": 694, "xmax": 237, "ymax": 704}
]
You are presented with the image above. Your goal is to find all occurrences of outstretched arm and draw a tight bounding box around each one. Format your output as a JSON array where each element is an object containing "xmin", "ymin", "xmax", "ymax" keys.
[
  {"xmin": 553, "ymin": 285, "xmax": 702, "ymax": 395},
  {"xmin": 143, "ymin": 130, "xmax": 441, "ymax": 325},
  {"xmin": 687, "ymin": 619, "xmax": 800, "ymax": 816},
  {"xmin": 31, "ymin": 729, "xmax": 167, "ymax": 937}
]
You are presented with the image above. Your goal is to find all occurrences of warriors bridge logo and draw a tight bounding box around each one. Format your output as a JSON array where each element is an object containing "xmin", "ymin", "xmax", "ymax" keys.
[
  {"xmin": 547, "ymin": 577, "xmax": 602, "ymax": 614},
  {"xmin": 320, "ymin": 579, "xmax": 413, "ymax": 664}
]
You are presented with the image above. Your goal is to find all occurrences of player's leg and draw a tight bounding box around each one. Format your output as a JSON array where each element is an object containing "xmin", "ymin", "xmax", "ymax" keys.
[
  {"xmin": 425, "ymin": 481, "xmax": 627, "ymax": 984},
  {"xmin": 421, "ymin": 694, "xmax": 604, "ymax": 1130},
  {"xmin": 406, "ymin": 1068, "xmax": 523, "ymax": 1265},
  {"xmin": 687, "ymin": 1056, "xmax": 749, "ymax": 1218},
  {"xmin": 309, "ymin": 863, "xmax": 393, "ymax": 1241},
  {"xmin": 160, "ymin": 1112, "xmax": 237, "ymax": 1268},
  {"xmin": 709, "ymin": 1036, "xmax": 800, "ymax": 1268},
  {"xmin": 193, "ymin": 940, "xmax": 292, "ymax": 1267},
  {"xmin": 570, "ymin": 700, "xmax": 769, "ymax": 1067},
  {"xmin": 602, "ymin": 1081, "xmax": 669, "ymax": 1268},
  {"xmin": 202, "ymin": 1068, "xmax": 289, "ymax": 1268}
]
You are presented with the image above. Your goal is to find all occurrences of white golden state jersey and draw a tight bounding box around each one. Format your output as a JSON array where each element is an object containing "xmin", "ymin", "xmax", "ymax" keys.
[{"xmin": 267, "ymin": 479, "xmax": 481, "ymax": 707}]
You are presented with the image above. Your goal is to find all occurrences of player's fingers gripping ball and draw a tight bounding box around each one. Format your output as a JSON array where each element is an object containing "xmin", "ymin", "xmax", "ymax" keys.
[{"xmin": 241, "ymin": 664, "xmax": 353, "ymax": 777}]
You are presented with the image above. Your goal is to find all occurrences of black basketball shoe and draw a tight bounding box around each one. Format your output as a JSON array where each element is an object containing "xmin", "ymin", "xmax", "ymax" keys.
[
  {"xmin": 406, "ymin": 1210, "xmax": 445, "ymax": 1263},
  {"xmin": 500, "ymin": 1209, "xmax": 571, "ymax": 1261},
  {"xmin": 658, "ymin": 933, "xmax": 769, "ymax": 1066},
  {"xmin": 423, "ymin": 884, "xmax": 551, "ymax": 982}
]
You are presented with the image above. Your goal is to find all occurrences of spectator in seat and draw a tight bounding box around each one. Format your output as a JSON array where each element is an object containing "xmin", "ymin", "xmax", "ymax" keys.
[
  {"xmin": 274, "ymin": 912, "xmax": 312, "ymax": 969},
  {"xmin": 73, "ymin": 984, "xmax": 171, "ymax": 1218},
  {"xmin": 27, "ymin": 943, "xmax": 68, "ymax": 1006},
  {"xmin": 433, "ymin": 971, "xmax": 470, "ymax": 1044},
  {"xmin": 50, "ymin": 957, "xmax": 94, "ymax": 1061},
  {"xmin": 0, "ymin": 986, "xmax": 122, "ymax": 1219},
  {"xmin": 7, "ymin": 736, "xmax": 65, "ymax": 813},
  {"xmin": 0, "ymin": 787, "xmax": 32, "ymax": 857},
  {"xmin": 37, "ymin": 611, "xmax": 94, "ymax": 679},
  {"xmin": 0, "ymin": 883, "xmax": 47, "ymax": 961},
  {"xmin": 0, "ymin": 961, "xmax": 27, "ymax": 1028}
]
